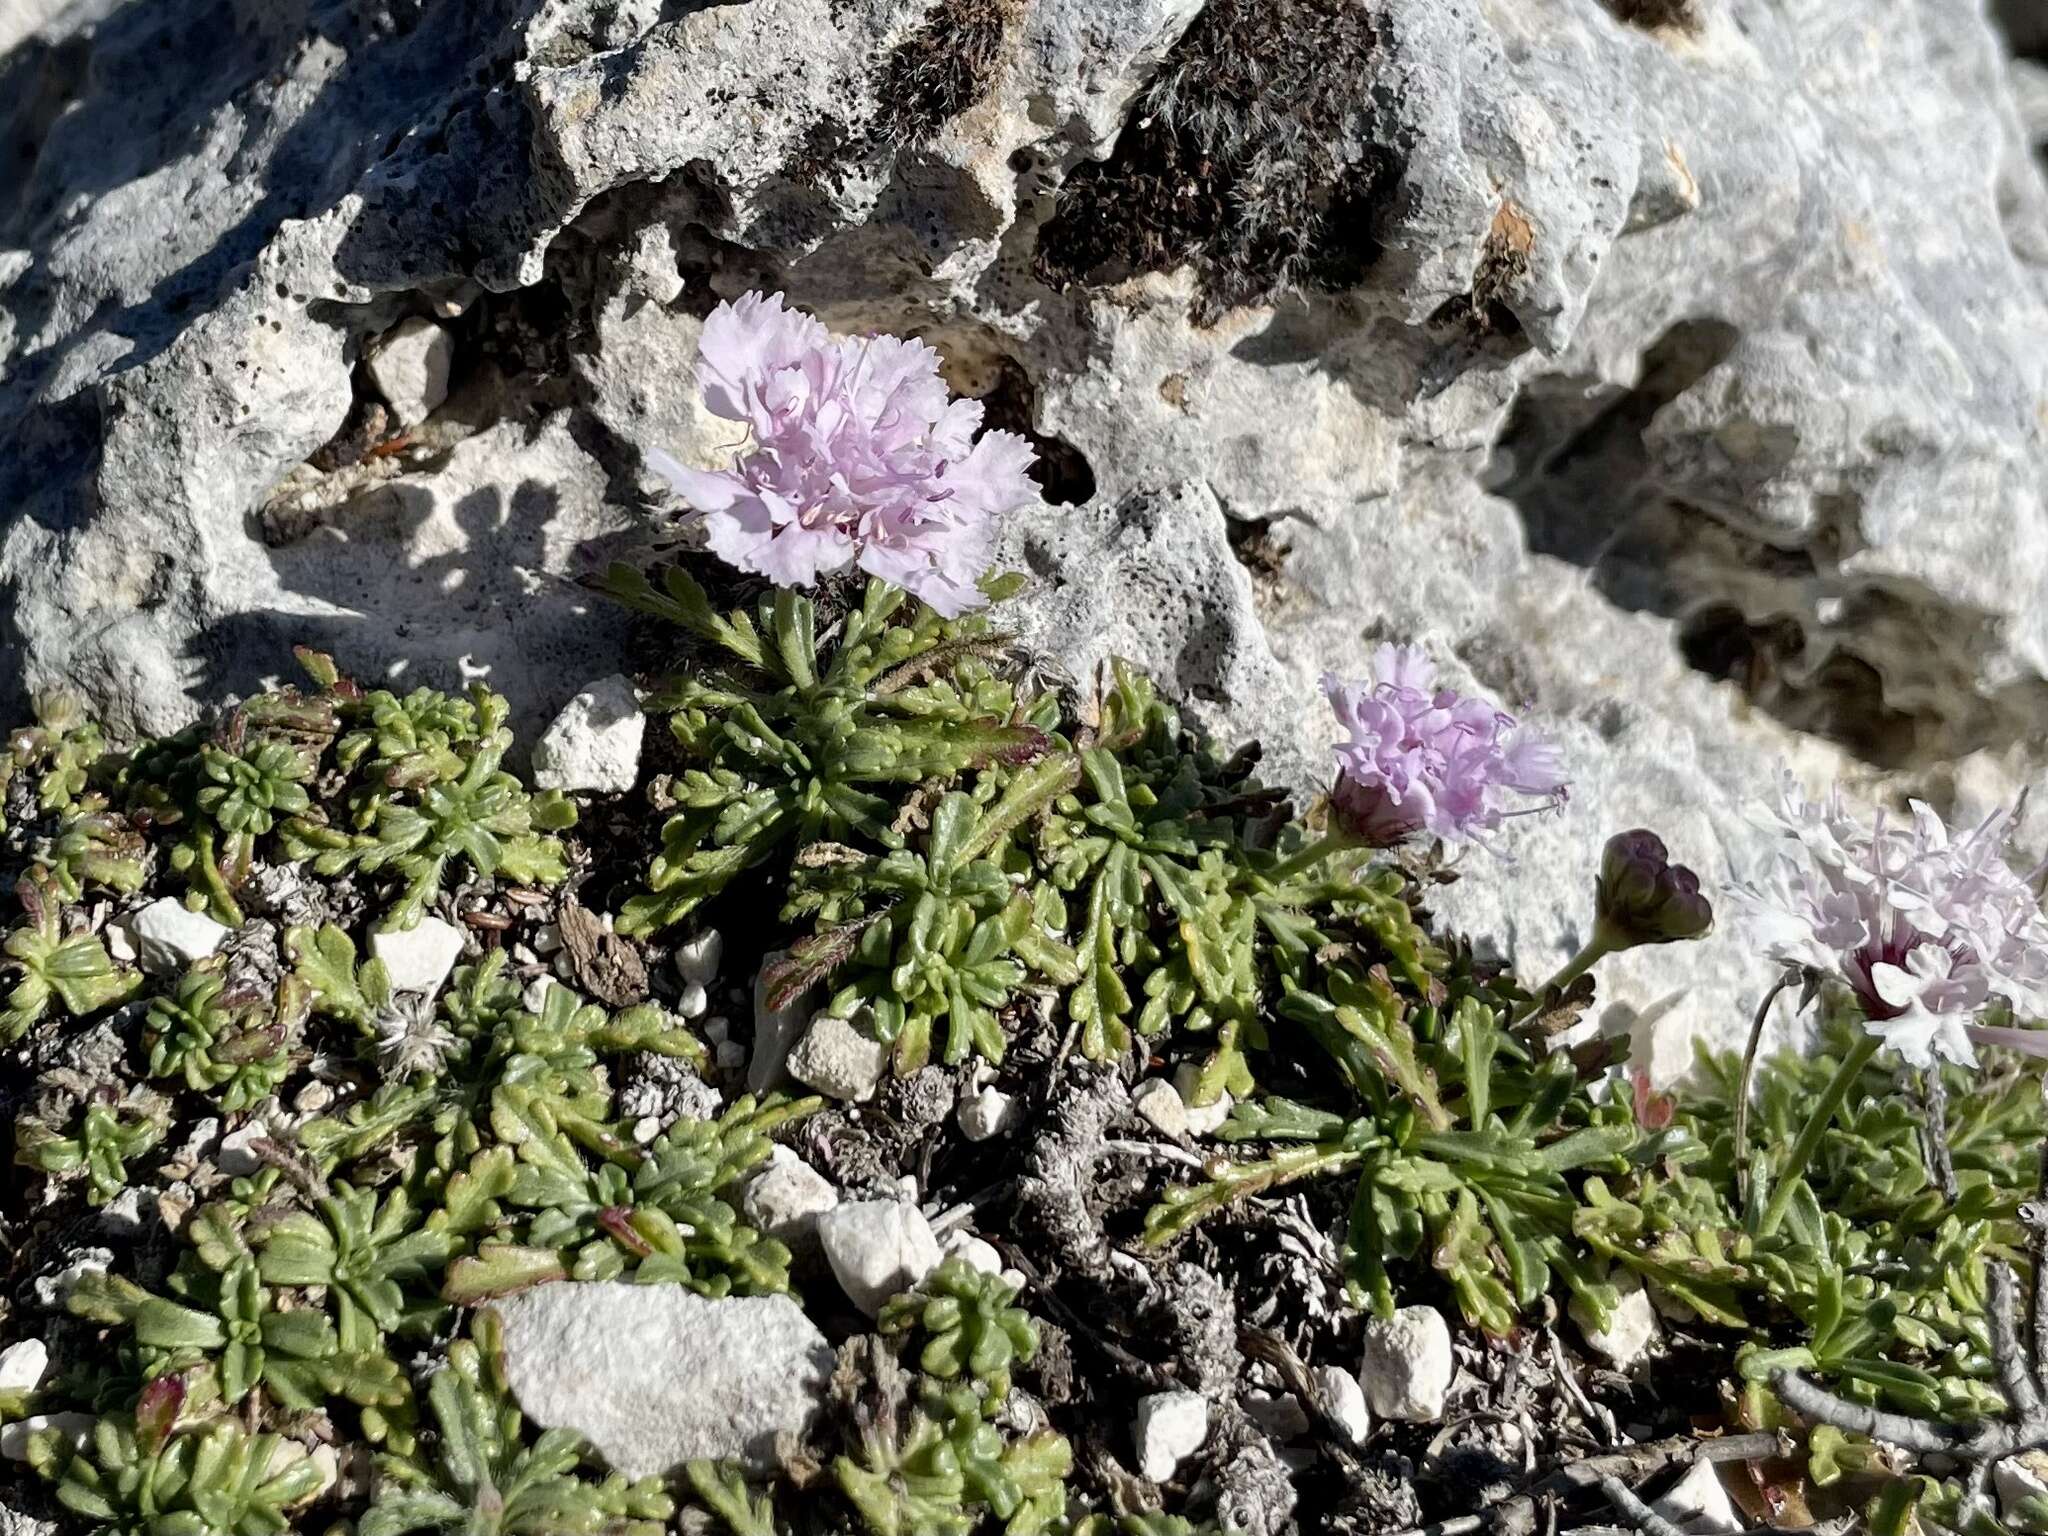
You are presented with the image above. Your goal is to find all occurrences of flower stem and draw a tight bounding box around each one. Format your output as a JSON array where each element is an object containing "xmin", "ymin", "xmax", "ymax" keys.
[
  {"xmin": 1733, "ymin": 968, "xmax": 1802, "ymax": 1211},
  {"xmin": 1265, "ymin": 831, "xmax": 1355, "ymax": 885},
  {"xmin": 1511, "ymin": 930, "xmax": 1616, "ymax": 1027},
  {"xmin": 1755, "ymin": 1030, "xmax": 1882, "ymax": 1238}
]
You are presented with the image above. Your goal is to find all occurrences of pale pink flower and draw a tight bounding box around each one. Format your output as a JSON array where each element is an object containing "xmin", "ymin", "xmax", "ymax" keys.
[
  {"xmin": 1319, "ymin": 646, "xmax": 1567, "ymax": 848},
  {"xmin": 1730, "ymin": 773, "xmax": 2048, "ymax": 1068},
  {"xmin": 646, "ymin": 292, "xmax": 1038, "ymax": 615}
]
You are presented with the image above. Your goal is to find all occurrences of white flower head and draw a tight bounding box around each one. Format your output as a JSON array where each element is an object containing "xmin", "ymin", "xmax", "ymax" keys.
[{"xmin": 1729, "ymin": 777, "xmax": 2048, "ymax": 1069}]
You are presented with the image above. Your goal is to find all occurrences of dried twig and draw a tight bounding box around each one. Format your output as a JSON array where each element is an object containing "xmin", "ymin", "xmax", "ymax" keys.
[
  {"xmin": 1772, "ymin": 1254, "xmax": 2048, "ymax": 1516},
  {"xmin": 1596, "ymin": 1474, "xmax": 1689, "ymax": 1536}
]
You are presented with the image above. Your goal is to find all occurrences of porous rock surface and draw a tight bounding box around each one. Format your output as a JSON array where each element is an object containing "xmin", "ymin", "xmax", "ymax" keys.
[
  {"xmin": 6, "ymin": 0, "xmax": 2048, "ymax": 1066},
  {"xmin": 491, "ymin": 1280, "xmax": 833, "ymax": 1475}
]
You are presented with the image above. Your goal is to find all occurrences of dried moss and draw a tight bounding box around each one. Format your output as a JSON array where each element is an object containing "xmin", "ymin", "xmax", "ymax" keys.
[{"xmin": 1036, "ymin": 0, "xmax": 1404, "ymax": 318}]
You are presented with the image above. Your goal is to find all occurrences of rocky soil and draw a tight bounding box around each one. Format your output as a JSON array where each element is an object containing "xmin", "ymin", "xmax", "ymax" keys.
[{"xmin": 5, "ymin": 0, "xmax": 2048, "ymax": 1153}]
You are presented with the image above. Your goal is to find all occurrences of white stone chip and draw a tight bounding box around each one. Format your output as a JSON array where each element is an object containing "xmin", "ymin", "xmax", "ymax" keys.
[
  {"xmin": 370, "ymin": 916, "xmax": 466, "ymax": 999},
  {"xmin": 1359, "ymin": 1305, "xmax": 1455, "ymax": 1423},
  {"xmin": 0, "ymin": 1340, "xmax": 49, "ymax": 1397},
  {"xmin": 35, "ymin": 1251, "xmax": 110, "ymax": 1310},
  {"xmin": 365, "ymin": 317, "xmax": 454, "ymax": 426},
  {"xmin": 1650, "ymin": 1458, "xmax": 1743, "ymax": 1536},
  {"xmin": 1171, "ymin": 1063, "xmax": 1233, "ymax": 1135},
  {"xmin": 675, "ymin": 980, "xmax": 708, "ymax": 1019},
  {"xmin": 675, "ymin": 929, "xmax": 724, "ymax": 987},
  {"xmin": 1, "ymin": 1413, "xmax": 92, "ymax": 1463},
  {"xmin": 1132, "ymin": 1077, "xmax": 1187, "ymax": 1137},
  {"xmin": 1245, "ymin": 1388, "xmax": 1311, "ymax": 1442},
  {"xmin": 1997, "ymin": 1452, "xmax": 2048, "ymax": 1522},
  {"xmin": 531, "ymin": 675, "xmax": 645, "ymax": 795},
  {"xmin": 492, "ymin": 1281, "xmax": 832, "ymax": 1475},
  {"xmin": 941, "ymin": 1231, "xmax": 1004, "ymax": 1277},
  {"xmin": 787, "ymin": 1012, "xmax": 888, "ymax": 1103},
  {"xmin": 742, "ymin": 1152, "xmax": 839, "ymax": 1244},
  {"xmin": 1312, "ymin": 1365, "xmax": 1371, "ymax": 1447},
  {"xmin": 125, "ymin": 898, "xmax": 229, "ymax": 975},
  {"xmin": 957, "ymin": 1084, "xmax": 1018, "ymax": 1141},
  {"xmin": 1134, "ymin": 1390, "xmax": 1209, "ymax": 1482},
  {"xmin": 216, "ymin": 1121, "xmax": 273, "ymax": 1178},
  {"xmin": 1570, "ymin": 1268, "xmax": 1660, "ymax": 1370},
  {"xmin": 817, "ymin": 1201, "xmax": 943, "ymax": 1315}
]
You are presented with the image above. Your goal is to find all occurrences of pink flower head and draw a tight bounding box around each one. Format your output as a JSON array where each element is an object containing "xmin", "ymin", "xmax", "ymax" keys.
[
  {"xmin": 1730, "ymin": 773, "xmax": 2048, "ymax": 1068},
  {"xmin": 1319, "ymin": 646, "xmax": 1567, "ymax": 849},
  {"xmin": 647, "ymin": 292, "xmax": 1039, "ymax": 616}
]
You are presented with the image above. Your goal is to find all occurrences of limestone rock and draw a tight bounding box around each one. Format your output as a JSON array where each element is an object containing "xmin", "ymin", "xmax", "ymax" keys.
[
  {"xmin": 1570, "ymin": 1269, "xmax": 1661, "ymax": 1370},
  {"xmin": 7, "ymin": 0, "xmax": 2048, "ymax": 1071},
  {"xmin": 741, "ymin": 1149, "xmax": 839, "ymax": 1245},
  {"xmin": 817, "ymin": 1200, "xmax": 943, "ymax": 1316},
  {"xmin": 124, "ymin": 899, "xmax": 229, "ymax": 976},
  {"xmin": 531, "ymin": 675, "xmax": 646, "ymax": 794},
  {"xmin": 957, "ymin": 1084, "xmax": 1018, "ymax": 1141},
  {"xmin": 1134, "ymin": 1390, "xmax": 1209, "ymax": 1482},
  {"xmin": 1171, "ymin": 1063, "xmax": 1233, "ymax": 1136},
  {"xmin": 786, "ymin": 1012, "xmax": 889, "ymax": 1103},
  {"xmin": 1359, "ymin": 1305, "xmax": 1455, "ymax": 1424},
  {"xmin": 1132, "ymin": 1078, "xmax": 1187, "ymax": 1138},
  {"xmin": 492, "ymin": 1281, "xmax": 832, "ymax": 1475},
  {"xmin": 0, "ymin": 1339, "xmax": 48, "ymax": 1397},
  {"xmin": 1312, "ymin": 1365, "xmax": 1371, "ymax": 1448},
  {"xmin": 1651, "ymin": 1459, "xmax": 1743, "ymax": 1536},
  {"xmin": 370, "ymin": 917, "xmax": 466, "ymax": 999},
  {"xmin": 364, "ymin": 318, "xmax": 454, "ymax": 426}
]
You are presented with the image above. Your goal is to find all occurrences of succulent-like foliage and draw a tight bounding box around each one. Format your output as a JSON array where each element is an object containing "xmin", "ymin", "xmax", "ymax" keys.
[
  {"xmin": 837, "ymin": 1381, "xmax": 1073, "ymax": 1536},
  {"xmin": 879, "ymin": 1257, "xmax": 1039, "ymax": 1401},
  {"xmin": 16, "ymin": 1097, "xmax": 170, "ymax": 1207},
  {"xmin": 27, "ymin": 1399, "xmax": 325, "ymax": 1536},
  {"xmin": 1, "ymin": 878, "xmax": 140, "ymax": 1041},
  {"xmin": 143, "ymin": 963, "xmax": 301, "ymax": 1111},
  {"xmin": 1147, "ymin": 982, "xmax": 1652, "ymax": 1334},
  {"xmin": 778, "ymin": 772, "xmax": 1080, "ymax": 1073},
  {"xmin": 2, "ymin": 691, "xmax": 109, "ymax": 829},
  {"xmin": 119, "ymin": 654, "xmax": 572, "ymax": 931},
  {"xmin": 360, "ymin": 1316, "xmax": 672, "ymax": 1536},
  {"xmin": 600, "ymin": 563, "xmax": 1054, "ymax": 935},
  {"xmin": 276, "ymin": 680, "xmax": 577, "ymax": 932}
]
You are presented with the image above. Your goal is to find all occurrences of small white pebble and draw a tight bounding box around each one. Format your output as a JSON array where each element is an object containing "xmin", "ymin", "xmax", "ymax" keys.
[
  {"xmin": 714, "ymin": 1039, "xmax": 745, "ymax": 1073},
  {"xmin": 36, "ymin": 1250, "xmax": 110, "ymax": 1309},
  {"xmin": 1360, "ymin": 1305, "xmax": 1454, "ymax": 1423},
  {"xmin": 1312, "ymin": 1365, "xmax": 1371, "ymax": 1447},
  {"xmin": 126, "ymin": 898, "xmax": 230, "ymax": 975},
  {"xmin": 703, "ymin": 1016, "xmax": 730, "ymax": 1044},
  {"xmin": 216, "ymin": 1122, "xmax": 272, "ymax": 1178},
  {"xmin": 676, "ymin": 929, "xmax": 724, "ymax": 987},
  {"xmin": 632, "ymin": 1116, "xmax": 663, "ymax": 1146},
  {"xmin": 533, "ymin": 923, "xmax": 564, "ymax": 955},
  {"xmin": 1, "ymin": 1412, "xmax": 92, "ymax": 1462},
  {"xmin": 0, "ymin": 1339, "xmax": 50, "ymax": 1396},
  {"xmin": 1134, "ymin": 1390, "xmax": 1209, "ymax": 1482},
  {"xmin": 370, "ymin": 916, "xmax": 466, "ymax": 999},
  {"xmin": 1132, "ymin": 1078, "xmax": 1187, "ymax": 1137},
  {"xmin": 675, "ymin": 981, "xmax": 708, "ymax": 1020},
  {"xmin": 1245, "ymin": 1388, "xmax": 1311, "ymax": 1442},
  {"xmin": 1570, "ymin": 1268, "xmax": 1660, "ymax": 1370},
  {"xmin": 941, "ymin": 1231, "xmax": 1004, "ymax": 1276},
  {"xmin": 957, "ymin": 1084, "xmax": 1018, "ymax": 1141}
]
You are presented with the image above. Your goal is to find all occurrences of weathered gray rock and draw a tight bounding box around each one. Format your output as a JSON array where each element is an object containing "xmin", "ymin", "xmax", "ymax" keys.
[
  {"xmin": 7, "ymin": 0, "xmax": 2048, "ymax": 1068},
  {"xmin": 1359, "ymin": 1305, "xmax": 1455, "ymax": 1424},
  {"xmin": 370, "ymin": 917, "xmax": 467, "ymax": 999},
  {"xmin": 532, "ymin": 674, "xmax": 645, "ymax": 793},
  {"xmin": 817, "ymin": 1199, "xmax": 943, "ymax": 1315},
  {"xmin": 492, "ymin": 1281, "xmax": 832, "ymax": 1475},
  {"xmin": 122, "ymin": 899, "xmax": 229, "ymax": 976},
  {"xmin": 365, "ymin": 318, "xmax": 454, "ymax": 426},
  {"xmin": 786, "ymin": 1012, "xmax": 889, "ymax": 1103}
]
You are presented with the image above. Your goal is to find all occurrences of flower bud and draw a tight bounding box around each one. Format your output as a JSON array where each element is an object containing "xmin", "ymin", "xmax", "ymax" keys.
[{"xmin": 1595, "ymin": 829, "xmax": 1713, "ymax": 949}]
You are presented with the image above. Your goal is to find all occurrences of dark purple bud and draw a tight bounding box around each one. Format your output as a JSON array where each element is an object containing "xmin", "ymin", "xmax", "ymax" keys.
[
  {"xmin": 1328, "ymin": 774, "xmax": 1425, "ymax": 849},
  {"xmin": 1595, "ymin": 829, "xmax": 1713, "ymax": 949}
]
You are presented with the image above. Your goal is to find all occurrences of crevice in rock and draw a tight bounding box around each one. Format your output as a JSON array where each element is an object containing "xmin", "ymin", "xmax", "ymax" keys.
[
  {"xmin": 967, "ymin": 358, "xmax": 1097, "ymax": 507},
  {"xmin": 1600, "ymin": 0, "xmax": 1701, "ymax": 32},
  {"xmin": 1490, "ymin": 319, "xmax": 2048, "ymax": 770},
  {"xmin": 1033, "ymin": 0, "xmax": 1405, "ymax": 320}
]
